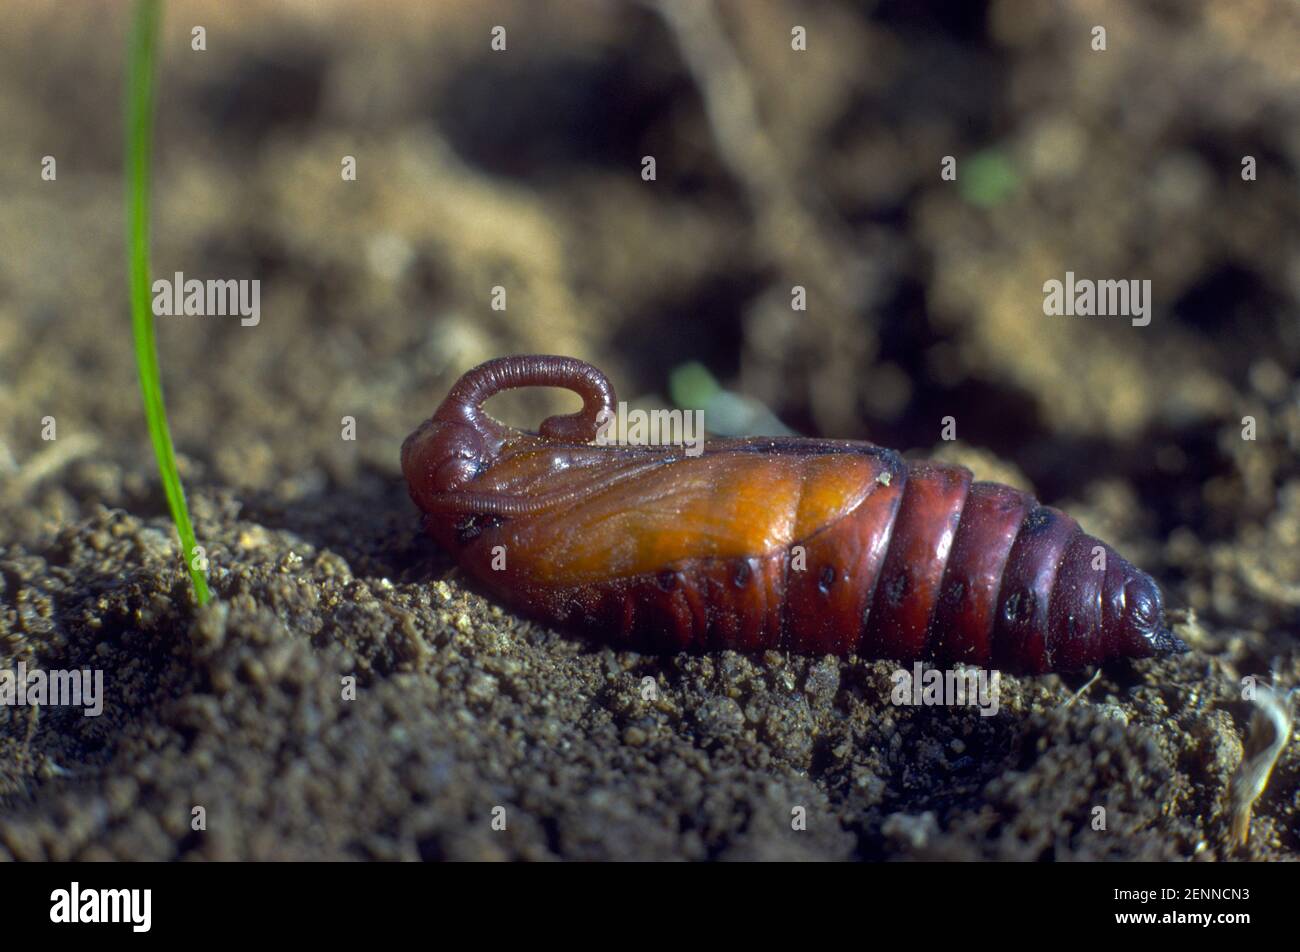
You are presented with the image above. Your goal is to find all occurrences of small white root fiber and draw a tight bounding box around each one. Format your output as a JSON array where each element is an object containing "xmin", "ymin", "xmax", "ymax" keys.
[{"xmin": 1228, "ymin": 681, "xmax": 1296, "ymax": 847}]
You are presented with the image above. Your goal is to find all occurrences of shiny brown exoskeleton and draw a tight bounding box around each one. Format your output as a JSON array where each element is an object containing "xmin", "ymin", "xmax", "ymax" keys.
[{"xmin": 402, "ymin": 355, "xmax": 1186, "ymax": 673}]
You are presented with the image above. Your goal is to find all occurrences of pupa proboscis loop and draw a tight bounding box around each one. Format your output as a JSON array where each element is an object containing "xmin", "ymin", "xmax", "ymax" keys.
[{"xmin": 402, "ymin": 355, "xmax": 1187, "ymax": 674}]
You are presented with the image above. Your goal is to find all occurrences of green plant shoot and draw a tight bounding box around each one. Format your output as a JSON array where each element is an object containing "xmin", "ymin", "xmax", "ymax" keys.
[{"xmin": 126, "ymin": 0, "xmax": 210, "ymax": 605}]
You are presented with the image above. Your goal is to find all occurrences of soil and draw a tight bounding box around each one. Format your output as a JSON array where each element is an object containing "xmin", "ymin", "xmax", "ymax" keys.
[{"xmin": 1, "ymin": 0, "xmax": 1297, "ymax": 860}]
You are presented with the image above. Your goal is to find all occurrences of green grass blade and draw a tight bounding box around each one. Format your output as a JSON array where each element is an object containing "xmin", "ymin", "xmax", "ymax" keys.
[{"xmin": 126, "ymin": 0, "xmax": 211, "ymax": 606}]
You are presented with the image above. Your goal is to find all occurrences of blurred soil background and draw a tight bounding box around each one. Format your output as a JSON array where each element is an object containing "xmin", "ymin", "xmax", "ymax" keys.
[{"xmin": 0, "ymin": 0, "xmax": 1298, "ymax": 860}]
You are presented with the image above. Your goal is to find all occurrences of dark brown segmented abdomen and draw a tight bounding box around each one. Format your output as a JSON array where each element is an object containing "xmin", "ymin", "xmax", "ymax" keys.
[
  {"xmin": 858, "ymin": 459, "xmax": 1144, "ymax": 673},
  {"xmin": 862, "ymin": 462, "xmax": 973, "ymax": 663},
  {"xmin": 927, "ymin": 480, "xmax": 1031, "ymax": 668}
]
